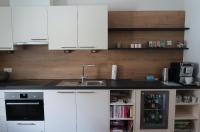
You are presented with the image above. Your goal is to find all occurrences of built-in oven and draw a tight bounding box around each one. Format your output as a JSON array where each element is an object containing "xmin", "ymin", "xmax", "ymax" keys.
[
  {"xmin": 5, "ymin": 92, "xmax": 44, "ymax": 121},
  {"xmin": 5, "ymin": 92, "xmax": 44, "ymax": 132}
]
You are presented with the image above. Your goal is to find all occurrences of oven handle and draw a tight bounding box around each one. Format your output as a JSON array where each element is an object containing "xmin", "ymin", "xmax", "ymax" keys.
[
  {"xmin": 17, "ymin": 123, "xmax": 36, "ymax": 125},
  {"xmin": 6, "ymin": 102, "xmax": 40, "ymax": 105}
]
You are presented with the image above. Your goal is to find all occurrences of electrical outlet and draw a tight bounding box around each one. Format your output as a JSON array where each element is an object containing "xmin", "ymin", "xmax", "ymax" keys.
[{"xmin": 3, "ymin": 68, "xmax": 13, "ymax": 73}]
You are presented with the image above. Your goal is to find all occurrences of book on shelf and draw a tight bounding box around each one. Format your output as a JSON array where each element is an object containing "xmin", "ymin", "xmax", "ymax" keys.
[
  {"xmin": 110, "ymin": 120, "xmax": 133, "ymax": 132},
  {"xmin": 111, "ymin": 130, "xmax": 123, "ymax": 132},
  {"xmin": 110, "ymin": 105, "xmax": 135, "ymax": 119}
]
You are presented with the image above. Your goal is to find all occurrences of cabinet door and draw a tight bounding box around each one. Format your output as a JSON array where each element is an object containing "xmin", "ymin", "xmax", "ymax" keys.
[
  {"xmin": 0, "ymin": 91, "xmax": 4, "ymax": 99},
  {"xmin": 0, "ymin": 118, "xmax": 7, "ymax": 132},
  {"xmin": 0, "ymin": 7, "xmax": 13, "ymax": 50},
  {"xmin": 0, "ymin": 98, "xmax": 7, "ymax": 132},
  {"xmin": 48, "ymin": 6, "xmax": 78, "ymax": 50},
  {"xmin": 0, "ymin": 99, "xmax": 6, "ymax": 117},
  {"xmin": 7, "ymin": 121, "xmax": 44, "ymax": 132},
  {"xmin": 12, "ymin": 7, "xmax": 48, "ymax": 44},
  {"xmin": 76, "ymin": 90, "xmax": 109, "ymax": 132},
  {"xmin": 135, "ymin": 90, "xmax": 176, "ymax": 132},
  {"xmin": 78, "ymin": 6, "xmax": 108, "ymax": 49},
  {"xmin": 44, "ymin": 90, "xmax": 76, "ymax": 132}
]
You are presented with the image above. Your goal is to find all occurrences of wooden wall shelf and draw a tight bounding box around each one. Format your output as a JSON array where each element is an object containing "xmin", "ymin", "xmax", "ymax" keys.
[
  {"xmin": 108, "ymin": 27, "xmax": 190, "ymax": 31},
  {"xmin": 109, "ymin": 48, "xmax": 189, "ymax": 50}
]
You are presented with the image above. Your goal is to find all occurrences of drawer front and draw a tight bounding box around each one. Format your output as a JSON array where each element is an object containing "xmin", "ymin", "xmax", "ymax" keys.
[
  {"xmin": 0, "ymin": 99, "xmax": 6, "ymax": 117},
  {"xmin": 0, "ymin": 109, "xmax": 6, "ymax": 117},
  {"xmin": 0, "ymin": 116, "xmax": 7, "ymax": 132},
  {"xmin": 7, "ymin": 121, "xmax": 44, "ymax": 132},
  {"xmin": 0, "ymin": 92, "xmax": 4, "ymax": 99},
  {"xmin": 0, "ymin": 125, "xmax": 7, "ymax": 132}
]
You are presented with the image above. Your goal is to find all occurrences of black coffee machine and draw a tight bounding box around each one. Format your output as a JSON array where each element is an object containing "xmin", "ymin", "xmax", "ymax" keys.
[{"xmin": 168, "ymin": 62, "xmax": 198, "ymax": 84}]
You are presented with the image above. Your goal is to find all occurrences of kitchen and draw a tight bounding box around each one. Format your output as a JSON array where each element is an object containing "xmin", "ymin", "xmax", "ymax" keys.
[{"xmin": 0, "ymin": 0, "xmax": 200, "ymax": 132}]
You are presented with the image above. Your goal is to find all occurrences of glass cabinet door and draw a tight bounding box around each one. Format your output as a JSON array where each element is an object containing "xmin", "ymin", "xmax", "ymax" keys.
[{"xmin": 140, "ymin": 91, "xmax": 169, "ymax": 129}]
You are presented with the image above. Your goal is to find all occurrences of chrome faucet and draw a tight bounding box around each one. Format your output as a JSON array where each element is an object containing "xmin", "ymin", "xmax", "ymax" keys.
[{"xmin": 80, "ymin": 64, "xmax": 96, "ymax": 84}]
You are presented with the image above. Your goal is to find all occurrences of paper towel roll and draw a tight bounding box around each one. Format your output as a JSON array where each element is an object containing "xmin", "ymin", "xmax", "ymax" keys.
[{"xmin": 111, "ymin": 65, "xmax": 117, "ymax": 80}]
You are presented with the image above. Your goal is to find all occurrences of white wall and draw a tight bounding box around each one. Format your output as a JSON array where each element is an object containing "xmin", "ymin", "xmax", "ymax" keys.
[
  {"xmin": 67, "ymin": 0, "xmax": 184, "ymax": 11},
  {"xmin": 0, "ymin": 0, "xmax": 184, "ymax": 10},
  {"xmin": 0, "ymin": 0, "xmax": 9, "ymax": 6},
  {"xmin": 184, "ymin": 0, "xmax": 200, "ymax": 78}
]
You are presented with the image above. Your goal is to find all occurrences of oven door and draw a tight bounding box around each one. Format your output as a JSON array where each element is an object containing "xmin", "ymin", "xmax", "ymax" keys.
[{"xmin": 5, "ymin": 100, "xmax": 44, "ymax": 121}]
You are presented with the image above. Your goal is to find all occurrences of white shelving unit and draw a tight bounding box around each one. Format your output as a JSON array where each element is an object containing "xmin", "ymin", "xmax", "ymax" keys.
[
  {"xmin": 175, "ymin": 114, "xmax": 199, "ymax": 120},
  {"xmin": 110, "ymin": 103, "xmax": 134, "ymax": 106},
  {"xmin": 175, "ymin": 90, "xmax": 200, "ymax": 132},
  {"xmin": 110, "ymin": 90, "xmax": 135, "ymax": 132},
  {"xmin": 110, "ymin": 118, "xmax": 134, "ymax": 121},
  {"xmin": 176, "ymin": 103, "xmax": 200, "ymax": 106}
]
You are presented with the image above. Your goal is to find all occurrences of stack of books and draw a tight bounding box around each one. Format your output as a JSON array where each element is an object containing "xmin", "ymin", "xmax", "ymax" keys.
[
  {"xmin": 110, "ymin": 120, "xmax": 133, "ymax": 132},
  {"xmin": 110, "ymin": 106, "xmax": 135, "ymax": 119}
]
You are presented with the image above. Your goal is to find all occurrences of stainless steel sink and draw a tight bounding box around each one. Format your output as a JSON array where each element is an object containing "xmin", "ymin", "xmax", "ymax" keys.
[
  {"xmin": 56, "ymin": 80, "xmax": 106, "ymax": 87},
  {"xmin": 56, "ymin": 81, "xmax": 81, "ymax": 86},
  {"xmin": 84, "ymin": 80, "xmax": 106, "ymax": 86}
]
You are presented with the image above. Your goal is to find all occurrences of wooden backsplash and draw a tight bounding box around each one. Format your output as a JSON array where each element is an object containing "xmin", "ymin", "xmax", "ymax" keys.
[{"xmin": 0, "ymin": 11, "xmax": 185, "ymax": 80}]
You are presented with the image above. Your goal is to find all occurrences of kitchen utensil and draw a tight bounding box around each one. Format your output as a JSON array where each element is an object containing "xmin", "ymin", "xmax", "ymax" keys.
[
  {"xmin": 162, "ymin": 68, "xmax": 168, "ymax": 83},
  {"xmin": 192, "ymin": 96, "xmax": 198, "ymax": 103},
  {"xmin": 116, "ymin": 42, "xmax": 122, "ymax": 48},
  {"xmin": 130, "ymin": 44, "xmax": 135, "ymax": 48},
  {"xmin": 146, "ymin": 75, "xmax": 155, "ymax": 81},
  {"xmin": 195, "ymin": 81, "xmax": 200, "ymax": 86},
  {"xmin": 176, "ymin": 95, "xmax": 182, "ymax": 103},
  {"xmin": 185, "ymin": 77, "xmax": 193, "ymax": 84},
  {"xmin": 111, "ymin": 65, "xmax": 117, "ymax": 80}
]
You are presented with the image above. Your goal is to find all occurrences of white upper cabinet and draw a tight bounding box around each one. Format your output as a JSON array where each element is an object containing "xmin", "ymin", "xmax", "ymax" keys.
[
  {"xmin": 48, "ymin": 5, "xmax": 108, "ymax": 50},
  {"xmin": 0, "ymin": 7, "xmax": 13, "ymax": 51},
  {"xmin": 78, "ymin": 6, "xmax": 108, "ymax": 49},
  {"xmin": 48, "ymin": 6, "xmax": 78, "ymax": 50},
  {"xmin": 12, "ymin": 7, "xmax": 48, "ymax": 45}
]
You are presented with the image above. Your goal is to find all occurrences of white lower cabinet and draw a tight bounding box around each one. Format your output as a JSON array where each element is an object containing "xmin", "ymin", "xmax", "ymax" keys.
[
  {"xmin": 0, "ymin": 117, "xmax": 7, "ymax": 132},
  {"xmin": 76, "ymin": 90, "xmax": 109, "ymax": 132},
  {"xmin": 0, "ymin": 106, "xmax": 6, "ymax": 132},
  {"xmin": 44, "ymin": 90, "xmax": 109, "ymax": 132},
  {"xmin": 44, "ymin": 90, "xmax": 76, "ymax": 132},
  {"xmin": 7, "ymin": 121, "xmax": 44, "ymax": 132},
  {"xmin": 0, "ymin": 92, "xmax": 7, "ymax": 132}
]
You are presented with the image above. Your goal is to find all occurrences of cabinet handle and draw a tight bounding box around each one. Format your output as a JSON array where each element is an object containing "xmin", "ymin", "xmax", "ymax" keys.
[
  {"xmin": 57, "ymin": 91, "xmax": 76, "ymax": 94},
  {"xmin": 6, "ymin": 102, "xmax": 40, "ymax": 105},
  {"xmin": 79, "ymin": 46, "xmax": 95, "ymax": 48},
  {"xmin": 14, "ymin": 42, "xmax": 27, "ymax": 45},
  {"xmin": 0, "ymin": 47, "xmax": 12, "ymax": 49},
  {"xmin": 77, "ymin": 91, "xmax": 96, "ymax": 94},
  {"xmin": 17, "ymin": 123, "xmax": 36, "ymax": 125},
  {"xmin": 31, "ymin": 38, "xmax": 47, "ymax": 40},
  {"xmin": 61, "ymin": 47, "xmax": 76, "ymax": 48}
]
